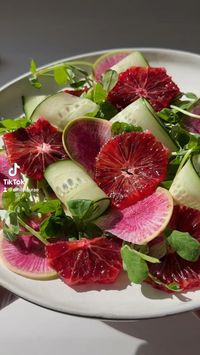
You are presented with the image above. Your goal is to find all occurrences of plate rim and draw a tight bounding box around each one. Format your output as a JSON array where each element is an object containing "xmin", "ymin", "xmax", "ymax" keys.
[
  {"xmin": 1, "ymin": 47, "xmax": 200, "ymax": 91},
  {"xmin": 1, "ymin": 47, "xmax": 200, "ymax": 320}
]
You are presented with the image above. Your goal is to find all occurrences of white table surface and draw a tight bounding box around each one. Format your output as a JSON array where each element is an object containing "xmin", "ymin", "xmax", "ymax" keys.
[
  {"xmin": 1, "ymin": 1, "xmax": 200, "ymax": 354},
  {"xmin": 0, "ymin": 299, "xmax": 200, "ymax": 355}
]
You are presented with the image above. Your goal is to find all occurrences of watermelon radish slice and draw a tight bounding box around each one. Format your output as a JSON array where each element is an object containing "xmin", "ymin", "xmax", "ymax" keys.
[
  {"xmin": 3, "ymin": 118, "xmax": 68, "ymax": 181},
  {"xmin": 95, "ymin": 188, "xmax": 173, "ymax": 245},
  {"xmin": 183, "ymin": 99, "xmax": 200, "ymax": 134},
  {"xmin": 0, "ymin": 234, "xmax": 57, "ymax": 280},
  {"xmin": 62, "ymin": 117, "xmax": 112, "ymax": 176},
  {"xmin": 108, "ymin": 67, "xmax": 180, "ymax": 112},
  {"xmin": 0, "ymin": 151, "xmax": 23, "ymax": 208},
  {"xmin": 148, "ymin": 205, "xmax": 200, "ymax": 292},
  {"xmin": 45, "ymin": 237, "xmax": 122, "ymax": 285},
  {"xmin": 93, "ymin": 51, "xmax": 129, "ymax": 81},
  {"xmin": 95, "ymin": 131, "xmax": 169, "ymax": 208}
]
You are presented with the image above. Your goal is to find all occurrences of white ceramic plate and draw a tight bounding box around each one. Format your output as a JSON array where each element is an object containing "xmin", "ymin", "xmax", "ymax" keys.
[{"xmin": 1, "ymin": 48, "xmax": 200, "ymax": 320}]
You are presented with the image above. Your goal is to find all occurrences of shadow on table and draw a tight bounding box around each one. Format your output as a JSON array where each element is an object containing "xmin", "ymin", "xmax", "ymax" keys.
[
  {"xmin": 0, "ymin": 286, "xmax": 17, "ymax": 310},
  {"xmin": 103, "ymin": 311, "xmax": 200, "ymax": 355}
]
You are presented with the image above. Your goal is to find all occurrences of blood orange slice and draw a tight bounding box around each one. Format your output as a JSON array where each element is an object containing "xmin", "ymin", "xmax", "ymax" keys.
[
  {"xmin": 95, "ymin": 131, "xmax": 169, "ymax": 208},
  {"xmin": 0, "ymin": 234, "xmax": 57, "ymax": 280},
  {"xmin": 169, "ymin": 205, "xmax": 200, "ymax": 240},
  {"xmin": 148, "ymin": 205, "xmax": 200, "ymax": 292},
  {"xmin": 108, "ymin": 67, "xmax": 180, "ymax": 112},
  {"xmin": 45, "ymin": 237, "xmax": 122, "ymax": 286},
  {"xmin": 3, "ymin": 118, "xmax": 68, "ymax": 180}
]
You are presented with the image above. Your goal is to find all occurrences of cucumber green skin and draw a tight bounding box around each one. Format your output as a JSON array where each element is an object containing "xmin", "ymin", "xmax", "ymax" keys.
[
  {"xmin": 169, "ymin": 156, "xmax": 200, "ymax": 210},
  {"xmin": 44, "ymin": 160, "xmax": 110, "ymax": 219},
  {"xmin": 111, "ymin": 51, "xmax": 149, "ymax": 73},
  {"xmin": 22, "ymin": 95, "xmax": 47, "ymax": 119},
  {"xmin": 30, "ymin": 92, "xmax": 99, "ymax": 131},
  {"xmin": 111, "ymin": 98, "xmax": 178, "ymax": 152}
]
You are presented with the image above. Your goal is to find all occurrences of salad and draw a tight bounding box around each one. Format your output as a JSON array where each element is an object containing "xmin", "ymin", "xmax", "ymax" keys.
[{"xmin": 0, "ymin": 50, "xmax": 200, "ymax": 294}]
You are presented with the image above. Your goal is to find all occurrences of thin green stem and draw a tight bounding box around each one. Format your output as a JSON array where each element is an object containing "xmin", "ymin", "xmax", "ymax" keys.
[
  {"xmin": 37, "ymin": 61, "xmax": 93, "ymax": 76},
  {"xmin": 176, "ymin": 148, "xmax": 193, "ymax": 174},
  {"xmin": 18, "ymin": 217, "xmax": 47, "ymax": 245},
  {"xmin": 42, "ymin": 73, "xmax": 55, "ymax": 77},
  {"xmin": 170, "ymin": 105, "xmax": 200, "ymax": 119}
]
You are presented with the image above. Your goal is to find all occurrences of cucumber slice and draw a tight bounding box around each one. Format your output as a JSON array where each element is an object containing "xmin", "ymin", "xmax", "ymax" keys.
[
  {"xmin": 110, "ymin": 98, "xmax": 177, "ymax": 152},
  {"xmin": 22, "ymin": 95, "xmax": 47, "ymax": 119},
  {"xmin": 111, "ymin": 51, "xmax": 149, "ymax": 73},
  {"xmin": 169, "ymin": 155, "xmax": 200, "ymax": 210},
  {"xmin": 30, "ymin": 92, "xmax": 99, "ymax": 130},
  {"xmin": 44, "ymin": 160, "xmax": 110, "ymax": 219}
]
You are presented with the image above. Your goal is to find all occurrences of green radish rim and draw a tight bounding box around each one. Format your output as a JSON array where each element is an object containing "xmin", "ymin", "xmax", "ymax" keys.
[{"xmin": 62, "ymin": 116, "xmax": 112, "ymax": 161}]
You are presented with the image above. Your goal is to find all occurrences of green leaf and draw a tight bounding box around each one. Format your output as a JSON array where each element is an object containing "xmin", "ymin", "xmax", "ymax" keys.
[
  {"xmin": 32, "ymin": 200, "xmax": 62, "ymax": 215},
  {"xmin": 30, "ymin": 59, "xmax": 37, "ymax": 75},
  {"xmin": 96, "ymin": 101, "xmax": 118, "ymax": 120},
  {"xmin": 121, "ymin": 245, "xmax": 149, "ymax": 284},
  {"xmin": 29, "ymin": 77, "xmax": 42, "ymax": 89},
  {"xmin": 93, "ymin": 83, "xmax": 107, "ymax": 104},
  {"xmin": 158, "ymin": 108, "xmax": 180, "ymax": 124},
  {"xmin": 67, "ymin": 199, "xmax": 94, "ymax": 220},
  {"xmin": 40, "ymin": 215, "xmax": 78, "ymax": 239},
  {"xmin": 0, "ymin": 117, "xmax": 30, "ymax": 134},
  {"xmin": 167, "ymin": 283, "xmax": 182, "ymax": 291},
  {"xmin": 2, "ymin": 211, "xmax": 19, "ymax": 242},
  {"xmin": 3, "ymin": 223, "xmax": 18, "ymax": 242},
  {"xmin": 161, "ymin": 180, "xmax": 173, "ymax": 190},
  {"xmin": 102, "ymin": 69, "xmax": 118, "ymax": 92},
  {"xmin": 54, "ymin": 65, "xmax": 69, "ymax": 85},
  {"xmin": 111, "ymin": 121, "xmax": 143, "ymax": 136},
  {"xmin": 39, "ymin": 216, "xmax": 59, "ymax": 238},
  {"xmin": 184, "ymin": 92, "xmax": 198, "ymax": 100},
  {"xmin": 129, "ymin": 247, "xmax": 160, "ymax": 264},
  {"xmin": 70, "ymin": 80, "xmax": 87, "ymax": 89},
  {"xmin": 170, "ymin": 125, "xmax": 190, "ymax": 148},
  {"xmin": 2, "ymin": 190, "xmax": 15, "ymax": 210},
  {"xmin": 84, "ymin": 222, "xmax": 103, "ymax": 238},
  {"xmin": 9, "ymin": 212, "xmax": 20, "ymax": 234},
  {"xmin": 2, "ymin": 190, "xmax": 31, "ymax": 218},
  {"xmin": 167, "ymin": 230, "xmax": 200, "ymax": 262}
]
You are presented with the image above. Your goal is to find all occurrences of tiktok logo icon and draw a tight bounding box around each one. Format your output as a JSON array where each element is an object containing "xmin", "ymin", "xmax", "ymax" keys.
[{"xmin": 8, "ymin": 163, "xmax": 20, "ymax": 177}]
